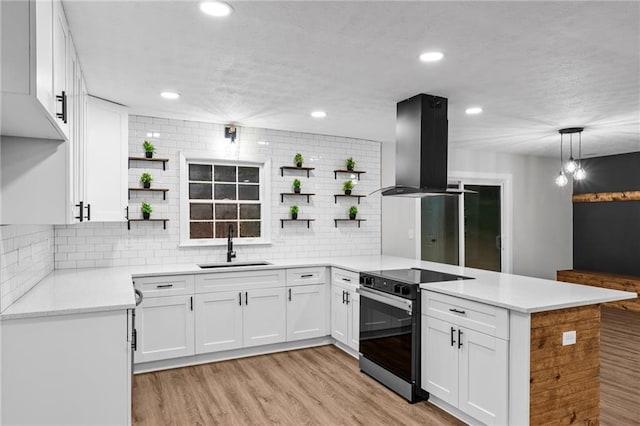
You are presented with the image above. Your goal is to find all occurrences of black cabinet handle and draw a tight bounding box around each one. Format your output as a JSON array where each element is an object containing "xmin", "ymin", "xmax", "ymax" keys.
[
  {"xmin": 458, "ymin": 329, "xmax": 463, "ymax": 349},
  {"xmin": 132, "ymin": 328, "xmax": 137, "ymax": 351},
  {"xmin": 450, "ymin": 327, "xmax": 456, "ymax": 347},
  {"xmin": 288, "ymin": 288, "xmax": 292, "ymax": 301},
  {"xmin": 85, "ymin": 203, "xmax": 91, "ymax": 221},
  {"xmin": 190, "ymin": 296, "xmax": 193, "ymax": 311},
  {"xmin": 449, "ymin": 308, "xmax": 466, "ymax": 315},
  {"xmin": 345, "ymin": 291, "xmax": 350, "ymax": 305},
  {"xmin": 56, "ymin": 91, "xmax": 67, "ymax": 124},
  {"xmin": 75, "ymin": 201, "xmax": 84, "ymax": 222},
  {"xmin": 342, "ymin": 290, "xmax": 346, "ymax": 304},
  {"xmin": 342, "ymin": 277, "xmax": 351, "ymax": 282},
  {"xmin": 300, "ymin": 274, "xmax": 313, "ymax": 278},
  {"xmin": 156, "ymin": 284, "xmax": 173, "ymax": 289},
  {"xmin": 245, "ymin": 291, "xmax": 248, "ymax": 305},
  {"xmin": 238, "ymin": 292, "xmax": 242, "ymax": 306}
]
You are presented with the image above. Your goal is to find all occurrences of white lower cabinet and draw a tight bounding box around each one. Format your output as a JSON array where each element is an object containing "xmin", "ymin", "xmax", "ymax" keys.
[
  {"xmin": 421, "ymin": 291, "xmax": 508, "ymax": 425},
  {"xmin": 331, "ymin": 268, "xmax": 360, "ymax": 351},
  {"xmin": 286, "ymin": 283, "xmax": 327, "ymax": 341},
  {"xmin": 244, "ymin": 287, "xmax": 287, "ymax": 347}
]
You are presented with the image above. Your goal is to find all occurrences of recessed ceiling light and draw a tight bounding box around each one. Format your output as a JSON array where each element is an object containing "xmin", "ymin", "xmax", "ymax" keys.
[
  {"xmin": 200, "ymin": 1, "xmax": 233, "ymax": 17},
  {"xmin": 311, "ymin": 111, "xmax": 327, "ymax": 118},
  {"xmin": 419, "ymin": 51, "xmax": 444, "ymax": 62},
  {"xmin": 465, "ymin": 107, "xmax": 483, "ymax": 115},
  {"xmin": 160, "ymin": 91, "xmax": 180, "ymax": 100}
]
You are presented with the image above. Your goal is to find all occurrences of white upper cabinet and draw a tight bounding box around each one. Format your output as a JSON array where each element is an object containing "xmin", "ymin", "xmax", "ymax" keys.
[{"xmin": 1, "ymin": 0, "xmax": 71, "ymax": 140}]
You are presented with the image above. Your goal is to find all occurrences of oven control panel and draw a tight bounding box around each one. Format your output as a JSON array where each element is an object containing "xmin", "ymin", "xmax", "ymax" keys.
[{"xmin": 359, "ymin": 273, "xmax": 417, "ymax": 300}]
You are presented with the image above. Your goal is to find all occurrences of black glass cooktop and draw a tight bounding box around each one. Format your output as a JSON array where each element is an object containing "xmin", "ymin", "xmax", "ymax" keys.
[{"xmin": 365, "ymin": 268, "xmax": 474, "ymax": 285}]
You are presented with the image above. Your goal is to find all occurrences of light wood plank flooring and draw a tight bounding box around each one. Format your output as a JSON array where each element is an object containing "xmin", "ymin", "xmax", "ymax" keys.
[
  {"xmin": 133, "ymin": 345, "xmax": 464, "ymax": 425},
  {"xmin": 600, "ymin": 307, "xmax": 640, "ymax": 426}
]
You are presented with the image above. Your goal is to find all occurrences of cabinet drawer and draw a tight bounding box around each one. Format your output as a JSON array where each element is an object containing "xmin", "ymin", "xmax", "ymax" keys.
[
  {"xmin": 286, "ymin": 267, "xmax": 326, "ymax": 286},
  {"xmin": 422, "ymin": 291, "xmax": 509, "ymax": 340},
  {"xmin": 196, "ymin": 269, "xmax": 285, "ymax": 293},
  {"xmin": 133, "ymin": 275, "xmax": 194, "ymax": 298},
  {"xmin": 332, "ymin": 268, "xmax": 359, "ymax": 291}
]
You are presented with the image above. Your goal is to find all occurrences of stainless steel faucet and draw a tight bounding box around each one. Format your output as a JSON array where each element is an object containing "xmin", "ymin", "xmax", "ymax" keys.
[{"xmin": 227, "ymin": 225, "xmax": 236, "ymax": 262}]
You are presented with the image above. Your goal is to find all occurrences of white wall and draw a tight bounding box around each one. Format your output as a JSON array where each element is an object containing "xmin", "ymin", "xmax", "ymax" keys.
[
  {"xmin": 381, "ymin": 144, "xmax": 573, "ymax": 279},
  {"xmin": 54, "ymin": 116, "xmax": 382, "ymax": 268}
]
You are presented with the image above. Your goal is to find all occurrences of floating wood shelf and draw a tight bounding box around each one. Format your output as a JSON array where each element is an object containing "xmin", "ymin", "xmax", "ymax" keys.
[
  {"xmin": 333, "ymin": 169, "xmax": 366, "ymax": 180},
  {"xmin": 334, "ymin": 194, "xmax": 366, "ymax": 204},
  {"xmin": 334, "ymin": 219, "xmax": 366, "ymax": 228},
  {"xmin": 280, "ymin": 166, "xmax": 315, "ymax": 178},
  {"xmin": 280, "ymin": 218, "xmax": 315, "ymax": 228},
  {"xmin": 128, "ymin": 188, "xmax": 169, "ymax": 200},
  {"xmin": 572, "ymin": 191, "xmax": 640, "ymax": 203},
  {"xmin": 127, "ymin": 218, "xmax": 169, "ymax": 230},
  {"xmin": 280, "ymin": 192, "xmax": 315, "ymax": 203},
  {"xmin": 128, "ymin": 157, "xmax": 169, "ymax": 170}
]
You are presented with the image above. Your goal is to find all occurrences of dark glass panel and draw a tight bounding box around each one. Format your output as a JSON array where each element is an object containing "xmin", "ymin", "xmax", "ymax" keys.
[
  {"xmin": 190, "ymin": 203, "xmax": 213, "ymax": 220},
  {"xmin": 214, "ymin": 184, "xmax": 236, "ymax": 200},
  {"xmin": 238, "ymin": 167, "xmax": 259, "ymax": 183},
  {"xmin": 239, "ymin": 221, "xmax": 261, "ymax": 238},
  {"xmin": 215, "ymin": 222, "xmax": 237, "ymax": 239},
  {"xmin": 189, "ymin": 183, "xmax": 212, "ymax": 199},
  {"xmin": 464, "ymin": 185, "xmax": 502, "ymax": 272},
  {"xmin": 189, "ymin": 164, "xmax": 212, "ymax": 181},
  {"xmin": 214, "ymin": 165, "xmax": 236, "ymax": 182},
  {"xmin": 190, "ymin": 222, "xmax": 213, "ymax": 239},
  {"xmin": 239, "ymin": 204, "xmax": 261, "ymax": 220},
  {"xmin": 215, "ymin": 204, "xmax": 238, "ymax": 220},
  {"xmin": 238, "ymin": 185, "xmax": 259, "ymax": 200}
]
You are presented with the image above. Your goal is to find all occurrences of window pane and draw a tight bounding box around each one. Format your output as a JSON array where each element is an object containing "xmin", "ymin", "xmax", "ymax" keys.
[
  {"xmin": 214, "ymin": 166, "xmax": 236, "ymax": 182},
  {"xmin": 214, "ymin": 184, "xmax": 236, "ymax": 200},
  {"xmin": 215, "ymin": 222, "xmax": 237, "ymax": 239},
  {"xmin": 190, "ymin": 203, "xmax": 213, "ymax": 220},
  {"xmin": 190, "ymin": 222, "xmax": 213, "ymax": 239},
  {"xmin": 238, "ymin": 167, "xmax": 259, "ymax": 183},
  {"xmin": 215, "ymin": 204, "xmax": 238, "ymax": 220},
  {"xmin": 189, "ymin": 183, "xmax": 212, "ymax": 199},
  {"xmin": 240, "ymin": 221, "xmax": 261, "ymax": 238},
  {"xmin": 189, "ymin": 164, "xmax": 212, "ymax": 181},
  {"xmin": 421, "ymin": 196, "xmax": 459, "ymax": 266},
  {"xmin": 239, "ymin": 204, "xmax": 261, "ymax": 220},
  {"xmin": 238, "ymin": 185, "xmax": 259, "ymax": 200},
  {"xmin": 464, "ymin": 185, "xmax": 501, "ymax": 272}
]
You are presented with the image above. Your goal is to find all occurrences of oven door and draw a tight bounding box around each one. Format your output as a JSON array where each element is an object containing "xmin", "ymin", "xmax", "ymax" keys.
[{"xmin": 358, "ymin": 286, "xmax": 415, "ymax": 382}]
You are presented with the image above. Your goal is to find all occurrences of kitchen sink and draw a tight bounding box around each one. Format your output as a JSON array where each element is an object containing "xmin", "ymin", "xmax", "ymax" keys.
[{"xmin": 197, "ymin": 261, "xmax": 272, "ymax": 269}]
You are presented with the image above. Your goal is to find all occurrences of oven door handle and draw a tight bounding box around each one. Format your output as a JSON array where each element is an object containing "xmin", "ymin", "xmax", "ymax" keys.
[{"xmin": 357, "ymin": 287, "xmax": 412, "ymax": 311}]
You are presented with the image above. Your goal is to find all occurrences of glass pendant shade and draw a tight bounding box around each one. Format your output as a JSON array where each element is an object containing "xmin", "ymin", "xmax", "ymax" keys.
[
  {"xmin": 564, "ymin": 158, "xmax": 578, "ymax": 173},
  {"xmin": 555, "ymin": 171, "xmax": 568, "ymax": 187},
  {"xmin": 574, "ymin": 167, "xmax": 586, "ymax": 180}
]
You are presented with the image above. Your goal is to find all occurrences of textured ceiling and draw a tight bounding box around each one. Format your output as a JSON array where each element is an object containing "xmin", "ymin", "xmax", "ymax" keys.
[{"xmin": 63, "ymin": 1, "xmax": 640, "ymax": 158}]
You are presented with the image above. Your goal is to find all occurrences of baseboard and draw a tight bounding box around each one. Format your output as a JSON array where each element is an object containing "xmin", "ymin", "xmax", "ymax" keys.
[{"xmin": 427, "ymin": 395, "xmax": 481, "ymax": 425}]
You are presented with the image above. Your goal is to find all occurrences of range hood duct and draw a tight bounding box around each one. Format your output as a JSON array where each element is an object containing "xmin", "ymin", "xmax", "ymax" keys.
[{"xmin": 379, "ymin": 94, "xmax": 462, "ymax": 197}]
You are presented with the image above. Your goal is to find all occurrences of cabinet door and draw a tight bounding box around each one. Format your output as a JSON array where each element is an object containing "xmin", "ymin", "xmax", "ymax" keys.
[
  {"xmin": 348, "ymin": 290, "xmax": 360, "ymax": 351},
  {"xmin": 286, "ymin": 284, "xmax": 327, "ymax": 341},
  {"xmin": 243, "ymin": 287, "xmax": 286, "ymax": 348},
  {"xmin": 331, "ymin": 285, "xmax": 349, "ymax": 345},
  {"xmin": 195, "ymin": 291, "xmax": 243, "ymax": 354},
  {"xmin": 421, "ymin": 315, "xmax": 459, "ymax": 407},
  {"xmin": 35, "ymin": 0, "xmax": 54, "ymax": 111},
  {"xmin": 135, "ymin": 295, "xmax": 194, "ymax": 363},
  {"xmin": 86, "ymin": 96, "xmax": 128, "ymax": 221},
  {"xmin": 52, "ymin": 0, "xmax": 69, "ymax": 138},
  {"xmin": 458, "ymin": 327, "xmax": 508, "ymax": 425}
]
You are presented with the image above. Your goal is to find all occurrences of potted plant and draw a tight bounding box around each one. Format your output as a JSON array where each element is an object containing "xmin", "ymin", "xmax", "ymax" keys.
[
  {"xmin": 290, "ymin": 205, "xmax": 299, "ymax": 220},
  {"xmin": 141, "ymin": 202, "xmax": 153, "ymax": 220},
  {"xmin": 343, "ymin": 180, "xmax": 354, "ymax": 195},
  {"xmin": 143, "ymin": 140, "xmax": 155, "ymax": 158},
  {"xmin": 349, "ymin": 206, "xmax": 358, "ymax": 220},
  {"xmin": 140, "ymin": 172, "xmax": 153, "ymax": 189},
  {"xmin": 294, "ymin": 153, "xmax": 304, "ymax": 168},
  {"xmin": 293, "ymin": 178, "xmax": 301, "ymax": 194},
  {"xmin": 346, "ymin": 157, "xmax": 356, "ymax": 171}
]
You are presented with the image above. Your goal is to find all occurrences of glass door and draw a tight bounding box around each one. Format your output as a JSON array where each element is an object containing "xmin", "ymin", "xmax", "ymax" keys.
[{"xmin": 463, "ymin": 185, "xmax": 501, "ymax": 272}]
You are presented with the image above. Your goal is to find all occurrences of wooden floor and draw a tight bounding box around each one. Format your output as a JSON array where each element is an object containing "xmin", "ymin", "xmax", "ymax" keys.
[
  {"xmin": 600, "ymin": 307, "xmax": 640, "ymax": 426},
  {"xmin": 133, "ymin": 345, "xmax": 464, "ymax": 426}
]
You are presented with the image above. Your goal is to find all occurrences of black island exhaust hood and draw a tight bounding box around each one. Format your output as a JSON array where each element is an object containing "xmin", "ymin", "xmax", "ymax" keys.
[{"xmin": 377, "ymin": 93, "xmax": 462, "ymax": 197}]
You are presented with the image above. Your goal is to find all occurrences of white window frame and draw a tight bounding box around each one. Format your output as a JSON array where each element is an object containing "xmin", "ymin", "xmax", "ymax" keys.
[{"xmin": 179, "ymin": 152, "xmax": 272, "ymax": 247}]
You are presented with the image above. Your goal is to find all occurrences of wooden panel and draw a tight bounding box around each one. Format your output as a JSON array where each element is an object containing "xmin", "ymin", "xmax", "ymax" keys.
[
  {"xmin": 557, "ymin": 269, "xmax": 640, "ymax": 313},
  {"xmin": 530, "ymin": 305, "xmax": 601, "ymax": 426},
  {"xmin": 572, "ymin": 191, "xmax": 640, "ymax": 203}
]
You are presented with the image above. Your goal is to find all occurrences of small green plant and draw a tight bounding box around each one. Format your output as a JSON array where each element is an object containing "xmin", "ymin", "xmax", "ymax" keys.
[
  {"xmin": 143, "ymin": 140, "xmax": 155, "ymax": 153},
  {"xmin": 349, "ymin": 206, "xmax": 358, "ymax": 215},
  {"xmin": 140, "ymin": 172, "xmax": 153, "ymax": 184},
  {"xmin": 294, "ymin": 153, "xmax": 304, "ymax": 167},
  {"xmin": 343, "ymin": 180, "xmax": 354, "ymax": 192},
  {"xmin": 293, "ymin": 178, "xmax": 301, "ymax": 192},
  {"xmin": 141, "ymin": 202, "xmax": 153, "ymax": 214},
  {"xmin": 290, "ymin": 205, "xmax": 299, "ymax": 214},
  {"xmin": 345, "ymin": 157, "xmax": 356, "ymax": 170}
]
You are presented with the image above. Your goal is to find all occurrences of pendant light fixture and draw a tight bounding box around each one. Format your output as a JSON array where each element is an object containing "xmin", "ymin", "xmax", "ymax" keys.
[{"xmin": 555, "ymin": 127, "xmax": 586, "ymax": 186}]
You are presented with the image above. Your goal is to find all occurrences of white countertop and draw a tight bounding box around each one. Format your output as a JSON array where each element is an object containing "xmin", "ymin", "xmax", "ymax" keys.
[{"xmin": 1, "ymin": 255, "xmax": 635, "ymax": 319}]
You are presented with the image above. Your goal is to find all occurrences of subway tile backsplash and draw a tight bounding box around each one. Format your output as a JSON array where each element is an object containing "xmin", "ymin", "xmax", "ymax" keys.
[{"xmin": 54, "ymin": 116, "xmax": 382, "ymax": 268}]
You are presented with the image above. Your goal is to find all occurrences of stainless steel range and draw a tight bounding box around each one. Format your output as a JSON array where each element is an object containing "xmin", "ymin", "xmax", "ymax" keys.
[{"xmin": 358, "ymin": 268, "xmax": 474, "ymax": 403}]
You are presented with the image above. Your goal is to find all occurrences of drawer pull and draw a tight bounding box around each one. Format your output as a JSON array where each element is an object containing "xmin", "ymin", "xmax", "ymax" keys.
[
  {"xmin": 300, "ymin": 274, "xmax": 314, "ymax": 278},
  {"xmin": 342, "ymin": 277, "xmax": 351, "ymax": 282},
  {"xmin": 449, "ymin": 308, "xmax": 466, "ymax": 315},
  {"xmin": 156, "ymin": 284, "xmax": 173, "ymax": 289}
]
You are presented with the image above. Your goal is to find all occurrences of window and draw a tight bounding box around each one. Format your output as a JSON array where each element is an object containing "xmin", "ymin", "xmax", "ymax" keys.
[{"xmin": 180, "ymin": 154, "xmax": 270, "ymax": 246}]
